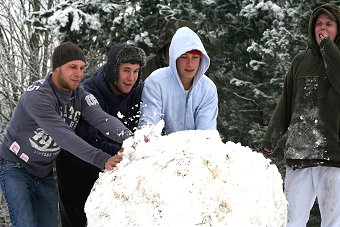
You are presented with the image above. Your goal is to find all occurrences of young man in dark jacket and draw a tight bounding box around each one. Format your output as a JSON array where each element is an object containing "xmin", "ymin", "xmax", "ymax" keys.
[
  {"xmin": 56, "ymin": 43, "xmax": 146, "ymax": 227},
  {"xmin": 0, "ymin": 42, "xmax": 132, "ymax": 227},
  {"xmin": 262, "ymin": 3, "xmax": 340, "ymax": 226}
]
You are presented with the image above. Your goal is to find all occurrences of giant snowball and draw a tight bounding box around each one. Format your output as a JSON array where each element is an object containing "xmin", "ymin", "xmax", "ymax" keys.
[{"xmin": 85, "ymin": 130, "xmax": 287, "ymax": 226}]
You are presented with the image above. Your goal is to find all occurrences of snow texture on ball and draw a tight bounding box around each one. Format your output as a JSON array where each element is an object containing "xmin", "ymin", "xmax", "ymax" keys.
[{"xmin": 85, "ymin": 129, "xmax": 287, "ymax": 227}]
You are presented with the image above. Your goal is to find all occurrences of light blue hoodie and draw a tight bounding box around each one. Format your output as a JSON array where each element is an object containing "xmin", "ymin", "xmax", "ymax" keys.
[{"xmin": 138, "ymin": 27, "xmax": 218, "ymax": 134}]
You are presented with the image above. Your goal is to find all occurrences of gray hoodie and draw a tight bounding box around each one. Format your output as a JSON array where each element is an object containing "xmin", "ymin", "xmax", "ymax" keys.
[{"xmin": 0, "ymin": 74, "xmax": 132, "ymax": 177}]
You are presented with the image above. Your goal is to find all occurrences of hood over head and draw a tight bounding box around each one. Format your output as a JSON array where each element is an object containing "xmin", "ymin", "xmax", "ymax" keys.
[
  {"xmin": 308, "ymin": 3, "xmax": 340, "ymax": 49},
  {"xmin": 168, "ymin": 27, "xmax": 210, "ymax": 89},
  {"xmin": 104, "ymin": 43, "xmax": 146, "ymax": 86}
]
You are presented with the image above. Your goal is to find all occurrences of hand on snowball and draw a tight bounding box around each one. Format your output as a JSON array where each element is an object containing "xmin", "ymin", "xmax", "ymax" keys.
[
  {"xmin": 262, "ymin": 147, "xmax": 272, "ymax": 154},
  {"xmin": 104, "ymin": 154, "xmax": 123, "ymax": 170}
]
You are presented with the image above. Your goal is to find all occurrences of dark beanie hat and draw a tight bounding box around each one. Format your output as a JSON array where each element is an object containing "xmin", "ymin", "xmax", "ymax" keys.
[
  {"xmin": 104, "ymin": 43, "xmax": 146, "ymax": 86},
  {"xmin": 52, "ymin": 41, "xmax": 86, "ymax": 70}
]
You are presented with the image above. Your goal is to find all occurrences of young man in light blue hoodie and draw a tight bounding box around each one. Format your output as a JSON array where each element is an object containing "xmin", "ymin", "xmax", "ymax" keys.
[{"xmin": 138, "ymin": 26, "xmax": 218, "ymax": 134}]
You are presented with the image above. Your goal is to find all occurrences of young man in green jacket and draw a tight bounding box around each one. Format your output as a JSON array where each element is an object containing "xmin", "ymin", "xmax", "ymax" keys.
[{"xmin": 262, "ymin": 3, "xmax": 340, "ymax": 226}]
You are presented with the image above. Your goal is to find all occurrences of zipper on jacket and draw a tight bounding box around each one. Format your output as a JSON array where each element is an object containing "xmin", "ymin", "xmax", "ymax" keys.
[{"xmin": 184, "ymin": 90, "xmax": 191, "ymax": 129}]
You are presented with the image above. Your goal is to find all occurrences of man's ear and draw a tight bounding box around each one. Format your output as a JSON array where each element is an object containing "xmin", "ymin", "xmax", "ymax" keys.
[{"xmin": 53, "ymin": 66, "xmax": 60, "ymax": 72}]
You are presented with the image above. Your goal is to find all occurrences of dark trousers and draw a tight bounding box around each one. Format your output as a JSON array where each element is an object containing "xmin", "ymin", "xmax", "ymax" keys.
[{"xmin": 56, "ymin": 153, "xmax": 98, "ymax": 227}]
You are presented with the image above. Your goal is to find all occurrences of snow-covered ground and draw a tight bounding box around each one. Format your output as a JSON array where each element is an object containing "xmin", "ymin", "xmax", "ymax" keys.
[{"xmin": 85, "ymin": 127, "xmax": 287, "ymax": 227}]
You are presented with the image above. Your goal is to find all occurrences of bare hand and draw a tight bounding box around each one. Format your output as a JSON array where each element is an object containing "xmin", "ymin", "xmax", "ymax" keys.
[
  {"xmin": 104, "ymin": 154, "xmax": 123, "ymax": 170},
  {"xmin": 262, "ymin": 147, "xmax": 272, "ymax": 153},
  {"xmin": 319, "ymin": 29, "xmax": 328, "ymax": 40}
]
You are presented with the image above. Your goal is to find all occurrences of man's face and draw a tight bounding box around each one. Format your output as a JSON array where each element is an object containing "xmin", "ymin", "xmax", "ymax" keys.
[
  {"xmin": 53, "ymin": 60, "xmax": 85, "ymax": 91},
  {"xmin": 176, "ymin": 52, "xmax": 201, "ymax": 89},
  {"xmin": 314, "ymin": 13, "xmax": 338, "ymax": 45},
  {"xmin": 116, "ymin": 63, "xmax": 140, "ymax": 94}
]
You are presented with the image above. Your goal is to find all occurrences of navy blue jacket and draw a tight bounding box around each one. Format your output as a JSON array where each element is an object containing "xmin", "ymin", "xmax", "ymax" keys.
[{"xmin": 62, "ymin": 65, "xmax": 143, "ymax": 180}]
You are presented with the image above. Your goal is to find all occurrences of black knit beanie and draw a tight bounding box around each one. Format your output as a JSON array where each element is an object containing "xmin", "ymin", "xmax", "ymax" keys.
[
  {"xmin": 104, "ymin": 43, "xmax": 146, "ymax": 86},
  {"xmin": 52, "ymin": 41, "xmax": 86, "ymax": 70}
]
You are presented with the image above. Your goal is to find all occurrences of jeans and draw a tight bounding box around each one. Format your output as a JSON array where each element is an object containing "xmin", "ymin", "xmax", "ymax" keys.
[{"xmin": 0, "ymin": 157, "xmax": 58, "ymax": 227}]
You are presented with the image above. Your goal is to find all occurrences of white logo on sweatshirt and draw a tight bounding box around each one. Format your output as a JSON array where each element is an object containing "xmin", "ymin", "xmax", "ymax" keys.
[
  {"xmin": 29, "ymin": 128, "xmax": 60, "ymax": 154},
  {"xmin": 26, "ymin": 79, "xmax": 45, "ymax": 91},
  {"xmin": 60, "ymin": 105, "xmax": 81, "ymax": 130},
  {"xmin": 85, "ymin": 94, "xmax": 99, "ymax": 106}
]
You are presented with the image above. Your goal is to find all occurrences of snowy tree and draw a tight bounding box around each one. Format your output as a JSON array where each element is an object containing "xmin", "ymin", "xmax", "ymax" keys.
[
  {"xmin": 23, "ymin": 0, "xmax": 331, "ymax": 152},
  {"xmin": 250, "ymin": 2, "xmax": 310, "ymax": 141},
  {"xmin": 27, "ymin": 0, "xmax": 156, "ymax": 75},
  {"xmin": 0, "ymin": 0, "xmax": 58, "ymax": 225},
  {"xmin": 0, "ymin": 0, "xmax": 55, "ymax": 139},
  {"xmin": 1, "ymin": 0, "xmax": 332, "ymax": 225},
  {"xmin": 208, "ymin": 0, "xmax": 311, "ymax": 149}
]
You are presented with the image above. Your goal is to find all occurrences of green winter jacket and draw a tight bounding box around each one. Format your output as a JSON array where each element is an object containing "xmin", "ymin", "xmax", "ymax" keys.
[{"xmin": 262, "ymin": 3, "xmax": 340, "ymax": 169}]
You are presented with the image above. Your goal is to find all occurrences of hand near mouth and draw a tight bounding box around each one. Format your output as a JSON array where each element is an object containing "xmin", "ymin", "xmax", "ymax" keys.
[{"xmin": 319, "ymin": 30, "xmax": 329, "ymax": 39}]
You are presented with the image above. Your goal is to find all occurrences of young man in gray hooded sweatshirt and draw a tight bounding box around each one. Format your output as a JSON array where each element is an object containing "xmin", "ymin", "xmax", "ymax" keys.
[{"xmin": 0, "ymin": 42, "xmax": 132, "ymax": 227}]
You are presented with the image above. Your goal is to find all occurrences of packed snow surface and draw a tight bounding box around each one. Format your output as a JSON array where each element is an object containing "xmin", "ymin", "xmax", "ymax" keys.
[{"xmin": 85, "ymin": 129, "xmax": 287, "ymax": 227}]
